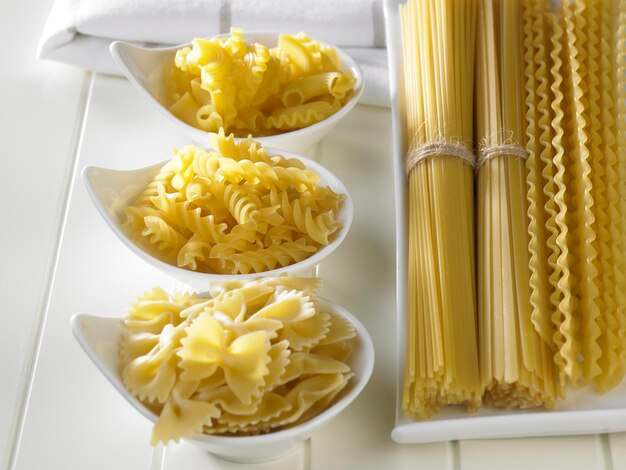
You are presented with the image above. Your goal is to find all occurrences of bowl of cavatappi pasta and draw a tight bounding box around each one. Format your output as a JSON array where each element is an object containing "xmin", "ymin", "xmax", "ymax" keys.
[
  {"xmin": 70, "ymin": 277, "xmax": 375, "ymax": 463},
  {"xmin": 82, "ymin": 132, "xmax": 353, "ymax": 289},
  {"xmin": 110, "ymin": 28, "xmax": 363, "ymax": 155}
]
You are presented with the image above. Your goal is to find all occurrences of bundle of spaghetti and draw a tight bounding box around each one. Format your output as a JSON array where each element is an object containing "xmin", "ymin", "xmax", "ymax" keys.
[
  {"xmin": 399, "ymin": 0, "xmax": 481, "ymax": 418},
  {"xmin": 476, "ymin": 0, "xmax": 556, "ymax": 409}
]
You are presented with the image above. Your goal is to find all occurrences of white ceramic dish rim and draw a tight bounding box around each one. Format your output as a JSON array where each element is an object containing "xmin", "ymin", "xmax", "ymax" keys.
[
  {"xmin": 82, "ymin": 147, "xmax": 354, "ymax": 282},
  {"xmin": 384, "ymin": 0, "xmax": 626, "ymax": 444},
  {"xmin": 70, "ymin": 295, "xmax": 375, "ymax": 445},
  {"xmin": 109, "ymin": 32, "xmax": 364, "ymax": 145}
]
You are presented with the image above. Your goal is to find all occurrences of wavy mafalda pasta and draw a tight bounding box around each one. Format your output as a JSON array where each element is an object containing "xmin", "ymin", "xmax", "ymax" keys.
[
  {"xmin": 165, "ymin": 28, "xmax": 356, "ymax": 136},
  {"xmin": 519, "ymin": 0, "xmax": 626, "ymax": 394},
  {"xmin": 612, "ymin": 0, "xmax": 626, "ymax": 390},
  {"xmin": 118, "ymin": 278, "xmax": 356, "ymax": 444},
  {"xmin": 124, "ymin": 132, "xmax": 345, "ymax": 275}
]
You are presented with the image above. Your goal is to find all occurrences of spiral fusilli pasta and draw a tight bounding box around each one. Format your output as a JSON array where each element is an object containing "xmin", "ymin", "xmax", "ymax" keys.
[{"xmin": 124, "ymin": 132, "xmax": 345, "ymax": 275}]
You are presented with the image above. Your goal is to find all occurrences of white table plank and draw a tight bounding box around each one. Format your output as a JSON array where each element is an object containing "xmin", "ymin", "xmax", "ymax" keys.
[
  {"xmin": 310, "ymin": 106, "xmax": 453, "ymax": 469},
  {"xmin": 162, "ymin": 441, "xmax": 307, "ymax": 470},
  {"xmin": 12, "ymin": 74, "xmax": 191, "ymax": 469},
  {"xmin": 0, "ymin": 0, "xmax": 89, "ymax": 465},
  {"xmin": 609, "ymin": 433, "xmax": 626, "ymax": 470},
  {"xmin": 458, "ymin": 436, "xmax": 608, "ymax": 470}
]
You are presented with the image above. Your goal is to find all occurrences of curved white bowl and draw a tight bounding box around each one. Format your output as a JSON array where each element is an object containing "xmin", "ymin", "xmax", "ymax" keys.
[
  {"xmin": 82, "ymin": 148, "xmax": 353, "ymax": 289},
  {"xmin": 110, "ymin": 33, "xmax": 364, "ymax": 156},
  {"xmin": 71, "ymin": 296, "xmax": 375, "ymax": 463}
]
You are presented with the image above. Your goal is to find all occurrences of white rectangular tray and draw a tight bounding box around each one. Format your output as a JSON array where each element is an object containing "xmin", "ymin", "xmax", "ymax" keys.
[{"xmin": 383, "ymin": 0, "xmax": 626, "ymax": 444}]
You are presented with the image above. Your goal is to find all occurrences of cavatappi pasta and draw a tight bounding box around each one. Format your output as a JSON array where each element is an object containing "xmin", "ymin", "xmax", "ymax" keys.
[
  {"xmin": 476, "ymin": 0, "xmax": 556, "ymax": 409},
  {"xmin": 118, "ymin": 278, "xmax": 356, "ymax": 444},
  {"xmin": 123, "ymin": 132, "xmax": 345, "ymax": 275},
  {"xmin": 399, "ymin": 0, "xmax": 482, "ymax": 419},
  {"xmin": 164, "ymin": 28, "xmax": 356, "ymax": 136}
]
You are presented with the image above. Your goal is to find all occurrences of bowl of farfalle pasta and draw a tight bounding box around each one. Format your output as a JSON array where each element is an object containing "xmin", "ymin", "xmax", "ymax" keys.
[
  {"xmin": 71, "ymin": 277, "xmax": 374, "ymax": 463},
  {"xmin": 110, "ymin": 28, "xmax": 363, "ymax": 155},
  {"xmin": 82, "ymin": 132, "xmax": 353, "ymax": 289}
]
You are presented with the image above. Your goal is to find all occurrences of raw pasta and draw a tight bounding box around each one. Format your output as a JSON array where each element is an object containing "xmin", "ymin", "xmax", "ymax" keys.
[
  {"xmin": 118, "ymin": 278, "xmax": 356, "ymax": 445},
  {"xmin": 397, "ymin": 0, "xmax": 626, "ymax": 421},
  {"xmin": 123, "ymin": 132, "xmax": 345, "ymax": 275},
  {"xmin": 476, "ymin": 0, "xmax": 556, "ymax": 409},
  {"xmin": 520, "ymin": 0, "xmax": 626, "ymax": 393},
  {"xmin": 165, "ymin": 28, "xmax": 356, "ymax": 136},
  {"xmin": 399, "ymin": 0, "xmax": 482, "ymax": 419}
]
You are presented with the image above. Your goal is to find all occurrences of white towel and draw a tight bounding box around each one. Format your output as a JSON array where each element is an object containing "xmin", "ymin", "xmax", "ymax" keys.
[{"xmin": 38, "ymin": 0, "xmax": 390, "ymax": 107}]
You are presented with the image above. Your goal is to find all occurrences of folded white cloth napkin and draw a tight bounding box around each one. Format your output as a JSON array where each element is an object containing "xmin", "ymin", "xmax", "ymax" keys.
[{"xmin": 38, "ymin": 0, "xmax": 390, "ymax": 107}]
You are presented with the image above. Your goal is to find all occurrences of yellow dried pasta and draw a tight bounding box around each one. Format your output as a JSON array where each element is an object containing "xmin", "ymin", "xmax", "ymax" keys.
[
  {"xmin": 547, "ymin": 6, "xmax": 575, "ymax": 396},
  {"xmin": 477, "ymin": 0, "xmax": 556, "ymax": 409},
  {"xmin": 522, "ymin": 0, "xmax": 559, "ymax": 348},
  {"xmin": 590, "ymin": 0, "xmax": 619, "ymax": 391},
  {"xmin": 596, "ymin": 0, "xmax": 626, "ymax": 391},
  {"xmin": 568, "ymin": 0, "xmax": 602, "ymax": 385},
  {"xmin": 118, "ymin": 278, "xmax": 356, "ymax": 445},
  {"xmin": 124, "ymin": 132, "xmax": 345, "ymax": 275},
  {"xmin": 519, "ymin": 0, "xmax": 626, "ymax": 394},
  {"xmin": 166, "ymin": 28, "xmax": 356, "ymax": 136},
  {"xmin": 399, "ymin": 0, "xmax": 481, "ymax": 419},
  {"xmin": 613, "ymin": 0, "xmax": 626, "ymax": 388}
]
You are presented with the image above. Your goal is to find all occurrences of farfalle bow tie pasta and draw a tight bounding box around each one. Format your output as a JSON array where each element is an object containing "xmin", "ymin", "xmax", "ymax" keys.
[{"xmin": 119, "ymin": 277, "xmax": 357, "ymax": 444}]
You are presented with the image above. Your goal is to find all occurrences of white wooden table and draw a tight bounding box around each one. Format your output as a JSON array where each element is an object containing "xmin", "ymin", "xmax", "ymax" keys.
[{"xmin": 1, "ymin": 0, "xmax": 625, "ymax": 468}]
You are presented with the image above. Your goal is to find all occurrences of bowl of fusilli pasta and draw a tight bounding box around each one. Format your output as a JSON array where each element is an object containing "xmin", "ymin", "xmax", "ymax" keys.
[
  {"xmin": 82, "ymin": 132, "xmax": 353, "ymax": 288},
  {"xmin": 110, "ymin": 28, "xmax": 363, "ymax": 155}
]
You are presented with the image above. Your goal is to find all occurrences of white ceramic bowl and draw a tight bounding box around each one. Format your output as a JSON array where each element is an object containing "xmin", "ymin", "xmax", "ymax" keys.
[
  {"xmin": 71, "ymin": 296, "xmax": 374, "ymax": 463},
  {"xmin": 110, "ymin": 33, "xmax": 364, "ymax": 156},
  {"xmin": 82, "ymin": 148, "xmax": 353, "ymax": 289}
]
